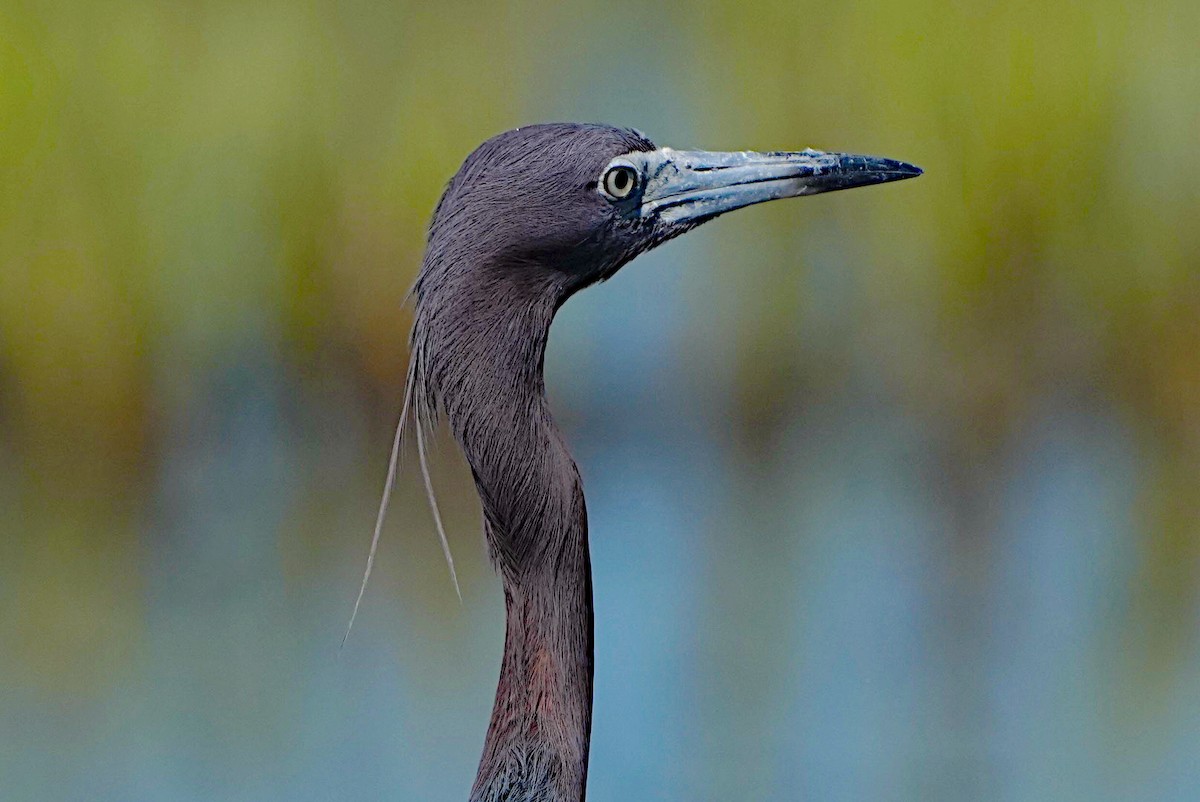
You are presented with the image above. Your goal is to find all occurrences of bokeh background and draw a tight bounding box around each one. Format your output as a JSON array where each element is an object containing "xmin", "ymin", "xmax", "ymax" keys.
[{"xmin": 2, "ymin": 1, "xmax": 1198, "ymax": 800}]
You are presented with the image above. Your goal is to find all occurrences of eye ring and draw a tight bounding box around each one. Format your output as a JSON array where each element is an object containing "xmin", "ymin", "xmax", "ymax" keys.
[{"xmin": 600, "ymin": 165, "xmax": 639, "ymax": 200}]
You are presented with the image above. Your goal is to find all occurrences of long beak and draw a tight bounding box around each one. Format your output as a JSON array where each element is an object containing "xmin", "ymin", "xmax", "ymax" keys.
[{"xmin": 626, "ymin": 148, "xmax": 922, "ymax": 224}]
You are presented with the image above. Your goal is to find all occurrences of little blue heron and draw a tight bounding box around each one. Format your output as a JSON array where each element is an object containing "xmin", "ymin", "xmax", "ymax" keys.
[{"xmin": 353, "ymin": 123, "xmax": 921, "ymax": 801}]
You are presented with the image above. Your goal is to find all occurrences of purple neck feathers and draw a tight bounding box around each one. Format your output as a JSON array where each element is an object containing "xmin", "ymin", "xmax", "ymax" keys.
[{"xmin": 411, "ymin": 260, "xmax": 594, "ymax": 802}]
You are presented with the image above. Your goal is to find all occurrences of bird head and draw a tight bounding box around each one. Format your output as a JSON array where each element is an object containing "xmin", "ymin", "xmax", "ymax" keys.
[
  {"xmin": 419, "ymin": 122, "xmax": 921, "ymax": 301},
  {"xmin": 406, "ymin": 123, "xmax": 922, "ymax": 506}
]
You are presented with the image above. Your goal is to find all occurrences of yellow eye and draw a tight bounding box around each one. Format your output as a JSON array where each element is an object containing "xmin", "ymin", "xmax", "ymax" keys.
[{"xmin": 601, "ymin": 165, "xmax": 638, "ymax": 199}]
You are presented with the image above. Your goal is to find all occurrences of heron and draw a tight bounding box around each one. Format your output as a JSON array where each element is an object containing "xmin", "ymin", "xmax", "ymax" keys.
[{"xmin": 354, "ymin": 123, "xmax": 921, "ymax": 802}]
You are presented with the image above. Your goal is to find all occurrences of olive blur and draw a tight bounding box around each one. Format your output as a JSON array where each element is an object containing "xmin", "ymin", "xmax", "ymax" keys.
[{"xmin": 1, "ymin": 3, "xmax": 1198, "ymax": 801}]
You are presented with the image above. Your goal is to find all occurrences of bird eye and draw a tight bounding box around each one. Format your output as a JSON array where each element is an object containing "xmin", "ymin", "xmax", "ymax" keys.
[{"xmin": 601, "ymin": 165, "xmax": 638, "ymax": 200}]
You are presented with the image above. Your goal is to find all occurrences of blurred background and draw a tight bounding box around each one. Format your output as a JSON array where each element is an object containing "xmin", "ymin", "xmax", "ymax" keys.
[{"xmin": 2, "ymin": 1, "xmax": 1198, "ymax": 800}]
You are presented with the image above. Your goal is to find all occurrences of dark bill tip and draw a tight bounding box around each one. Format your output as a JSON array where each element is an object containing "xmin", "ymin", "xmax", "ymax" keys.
[{"xmin": 813, "ymin": 154, "xmax": 923, "ymax": 192}]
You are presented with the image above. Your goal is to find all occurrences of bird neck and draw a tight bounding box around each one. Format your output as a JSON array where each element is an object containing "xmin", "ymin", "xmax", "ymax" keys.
[
  {"xmin": 466, "ymin": 393, "xmax": 594, "ymax": 802},
  {"xmin": 415, "ymin": 270, "xmax": 593, "ymax": 802},
  {"xmin": 471, "ymin": 532, "xmax": 594, "ymax": 802}
]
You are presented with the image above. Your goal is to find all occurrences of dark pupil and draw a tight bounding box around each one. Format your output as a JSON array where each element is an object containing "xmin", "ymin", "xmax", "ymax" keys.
[{"xmin": 612, "ymin": 169, "xmax": 630, "ymax": 192}]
